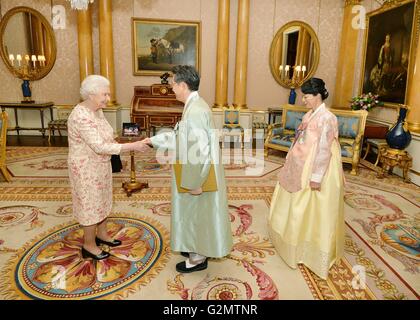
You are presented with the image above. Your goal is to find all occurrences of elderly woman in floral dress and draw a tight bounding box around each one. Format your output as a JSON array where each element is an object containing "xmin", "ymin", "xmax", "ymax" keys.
[{"xmin": 67, "ymin": 75, "xmax": 150, "ymax": 260}]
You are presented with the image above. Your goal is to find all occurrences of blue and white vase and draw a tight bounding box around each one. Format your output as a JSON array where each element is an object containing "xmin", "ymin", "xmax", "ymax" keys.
[{"xmin": 385, "ymin": 105, "xmax": 411, "ymax": 150}]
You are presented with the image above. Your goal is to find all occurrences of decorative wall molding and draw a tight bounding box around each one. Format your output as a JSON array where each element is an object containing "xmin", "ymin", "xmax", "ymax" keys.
[
  {"xmin": 344, "ymin": 0, "xmax": 362, "ymax": 7},
  {"xmin": 374, "ymin": 0, "xmax": 407, "ymax": 6}
]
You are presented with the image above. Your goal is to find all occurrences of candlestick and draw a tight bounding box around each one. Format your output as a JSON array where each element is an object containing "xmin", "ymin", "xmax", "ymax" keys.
[
  {"xmin": 31, "ymin": 55, "xmax": 37, "ymax": 67},
  {"xmin": 9, "ymin": 54, "xmax": 14, "ymax": 66},
  {"xmin": 295, "ymin": 65, "xmax": 301, "ymax": 79}
]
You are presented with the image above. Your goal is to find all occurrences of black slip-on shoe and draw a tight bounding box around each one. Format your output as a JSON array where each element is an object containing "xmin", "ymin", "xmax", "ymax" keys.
[
  {"xmin": 81, "ymin": 247, "xmax": 110, "ymax": 260},
  {"xmin": 95, "ymin": 237, "xmax": 122, "ymax": 247},
  {"xmin": 181, "ymin": 252, "xmax": 189, "ymax": 258},
  {"xmin": 176, "ymin": 259, "xmax": 208, "ymax": 273}
]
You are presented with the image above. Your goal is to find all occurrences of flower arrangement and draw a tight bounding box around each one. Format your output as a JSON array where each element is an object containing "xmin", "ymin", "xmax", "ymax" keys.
[{"xmin": 350, "ymin": 92, "xmax": 383, "ymax": 111}]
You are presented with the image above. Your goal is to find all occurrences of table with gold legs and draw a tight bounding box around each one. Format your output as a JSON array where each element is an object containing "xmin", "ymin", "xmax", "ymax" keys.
[
  {"xmin": 117, "ymin": 136, "xmax": 148, "ymax": 196},
  {"xmin": 122, "ymin": 150, "xmax": 148, "ymax": 196},
  {"xmin": 377, "ymin": 147, "xmax": 412, "ymax": 183}
]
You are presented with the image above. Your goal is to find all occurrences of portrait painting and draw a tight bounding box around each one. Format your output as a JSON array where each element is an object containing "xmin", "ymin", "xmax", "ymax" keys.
[
  {"xmin": 360, "ymin": 0, "xmax": 417, "ymax": 106},
  {"xmin": 132, "ymin": 18, "xmax": 200, "ymax": 76}
]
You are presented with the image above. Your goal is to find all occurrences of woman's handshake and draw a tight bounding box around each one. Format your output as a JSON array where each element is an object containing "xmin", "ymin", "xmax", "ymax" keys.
[{"xmin": 121, "ymin": 140, "xmax": 151, "ymax": 152}]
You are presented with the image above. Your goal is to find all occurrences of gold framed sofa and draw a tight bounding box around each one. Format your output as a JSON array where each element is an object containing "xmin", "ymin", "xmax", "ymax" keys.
[{"xmin": 264, "ymin": 104, "xmax": 368, "ymax": 175}]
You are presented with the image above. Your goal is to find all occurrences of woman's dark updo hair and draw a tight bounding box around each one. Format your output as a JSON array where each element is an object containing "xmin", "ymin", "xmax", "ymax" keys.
[{"xmin": 301, "ymin": 77, "xmax": 329, "ymax": 100}]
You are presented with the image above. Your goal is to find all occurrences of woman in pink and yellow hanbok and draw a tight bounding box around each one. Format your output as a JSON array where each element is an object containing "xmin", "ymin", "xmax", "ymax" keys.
[{"xmin": 268, "ymin": 78, "xmax": 345, "ymax": 280}]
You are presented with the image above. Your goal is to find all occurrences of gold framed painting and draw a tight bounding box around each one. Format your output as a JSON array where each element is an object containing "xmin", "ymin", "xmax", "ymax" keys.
[
  {"xmin": 132, "ymin": 18, "xmax": 201, "ymax": 76},
  {"xmin": 359, "ymin": 0, "xmax": 419, "ymax": 107}
]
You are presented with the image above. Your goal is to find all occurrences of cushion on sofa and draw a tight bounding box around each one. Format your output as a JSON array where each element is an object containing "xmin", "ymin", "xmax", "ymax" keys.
[
  {"xmin": 284, "ymin": 111, "xmax": 305, "ymax": 131},
  {"xmin": 339, "ymin": 139, "xmax": 354, "ymax": 158},
  {"xmin": 271, "ymin": 134, "xmax": 295, "ymax": 148},
  {"xmin": 339, "ymin": 136, "xmax": 355, "ymax": 154},
  {"xmin": 271, "ymin": 127, "xmax": 284, "ymax": 136},
  {"xmin": 336, "ymin": 115, "xmax": 360, "ymax": 139}
]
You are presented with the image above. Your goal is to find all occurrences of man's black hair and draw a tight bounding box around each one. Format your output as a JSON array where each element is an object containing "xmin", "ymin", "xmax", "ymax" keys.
[{"xmin": 172, "ymin": 65, "xmax": 200, "ymax": 91}]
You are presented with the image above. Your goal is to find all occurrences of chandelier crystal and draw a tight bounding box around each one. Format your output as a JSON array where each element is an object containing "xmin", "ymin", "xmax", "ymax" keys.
[{"xmin": 67, "ymin": 0, "xmax": 95, "ymax": 10}]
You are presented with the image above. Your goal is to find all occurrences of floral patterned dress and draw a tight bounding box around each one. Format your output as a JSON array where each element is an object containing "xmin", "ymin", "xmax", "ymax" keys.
[{"xmin": 67, "ymin": 104, "xmax": 121, "ymax": 226}]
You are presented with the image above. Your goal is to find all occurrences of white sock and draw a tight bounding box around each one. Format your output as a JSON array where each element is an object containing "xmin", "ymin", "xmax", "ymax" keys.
[{"xmin": 185, "ymin": 253, "xmax": 206, "ymax": 268}]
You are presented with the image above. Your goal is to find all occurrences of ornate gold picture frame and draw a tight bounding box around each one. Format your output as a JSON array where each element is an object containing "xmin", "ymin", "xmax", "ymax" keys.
[
  {"xmin": 132, "ymin": 18, "xmax": 201, "ymax": 76},
  {"xmin": 360, "ymin": 0, "xmax": 419, "ymax": 107}
]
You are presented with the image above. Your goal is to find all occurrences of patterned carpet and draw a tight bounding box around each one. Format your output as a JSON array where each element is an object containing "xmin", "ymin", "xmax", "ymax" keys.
[
  {"xmin": 6, "ymin": 147, "xmax": 279, "ymax": 179},
  {"xmin": 0, "ymin": 147, "xmax": 418, "ymax": 300}
]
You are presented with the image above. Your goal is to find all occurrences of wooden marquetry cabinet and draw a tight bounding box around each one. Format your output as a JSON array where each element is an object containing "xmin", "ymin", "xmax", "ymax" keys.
[{"xmin": 131, "ymin": 84, "xmax": 184, "ymax": 136}]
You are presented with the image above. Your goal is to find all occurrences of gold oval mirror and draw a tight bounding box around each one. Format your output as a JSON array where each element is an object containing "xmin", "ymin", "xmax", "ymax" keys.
[
  {"xmin": 0, "ymin": 6, "xmax": 56, "ymax": 81},
  {"xmin": 270, "ymin": 21, "xmax": 320, "ymax": 89}
]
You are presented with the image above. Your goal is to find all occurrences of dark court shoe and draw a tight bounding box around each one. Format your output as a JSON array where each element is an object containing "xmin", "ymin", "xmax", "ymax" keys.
[
  {"xmin": 176, "ymin": 259, "xmax": 208, "ymax": 273},
  {"xmin": 181, "ymin": 252, "xmax": 189, "ymax": 258},
  {"xmin": 95, "ymin": 237, "xmax": 122, "ymax": 247},
  {"xmin": 81, "ymin": 247, "xmax": 110, "ymax": 260}
]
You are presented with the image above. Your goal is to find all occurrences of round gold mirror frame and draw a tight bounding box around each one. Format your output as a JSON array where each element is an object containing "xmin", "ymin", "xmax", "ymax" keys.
[
  {"xmin": 269, "ymin": 21, "xmax": 320, "ymax": 89},
  {"xmin": 0, "ymin": 6, "xmax": 57, "ymax": 81}
]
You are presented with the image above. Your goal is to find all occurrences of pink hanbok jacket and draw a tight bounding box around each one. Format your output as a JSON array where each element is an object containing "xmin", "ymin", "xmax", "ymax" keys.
[{"xmin": 278, "ymin": 103, "xmax": 341, "ymax": 193}]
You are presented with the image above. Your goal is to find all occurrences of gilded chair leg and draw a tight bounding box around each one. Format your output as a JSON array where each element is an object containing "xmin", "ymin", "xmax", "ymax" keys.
[
  {"xmin": 362, "ymin": 143, "xmax": 370, "ymax": 160},
  {"xmin": 48, "ymin": 128, "xmax": 52, "ymax": 146},
  {"xmin": 0, "ymin": 166, "xmax": 12, "ymax": 182},
  {"xmin": 374, "ymin": 153, "xmax": 380, "ymax": 166},
  {"xmin": 350, "ymin": 164, "xmax": 357, "ymax": 175}
]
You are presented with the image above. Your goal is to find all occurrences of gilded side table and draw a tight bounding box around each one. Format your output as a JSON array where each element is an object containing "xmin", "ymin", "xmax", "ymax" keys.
[
  {"xmin": 117, "ymin": 136, "xmax": 149, "ymax": 196},
  {"xmin": 377, "ymin": 148, "xmax": 412, "ymax": 183}
]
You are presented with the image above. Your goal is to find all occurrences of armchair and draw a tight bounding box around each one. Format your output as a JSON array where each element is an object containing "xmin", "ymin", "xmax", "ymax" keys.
[
  {"xmin": 221, "ymin": 106, "xmax": 244, "ymax": 148},
  {"xmin": 333, "ymin": 108, "xmax": 368, "ymax": 175}
]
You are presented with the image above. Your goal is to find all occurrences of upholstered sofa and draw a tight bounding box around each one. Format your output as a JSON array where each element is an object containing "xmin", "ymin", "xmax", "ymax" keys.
[{"xmin": 264, "ymin": 104, "xmax": 368, "ymax": 175}]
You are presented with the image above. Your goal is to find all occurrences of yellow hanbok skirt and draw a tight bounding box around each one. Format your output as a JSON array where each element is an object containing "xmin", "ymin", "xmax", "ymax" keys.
[{"xmin": 268, "ymin": 140, "xmax": 345, "ymax": 280}]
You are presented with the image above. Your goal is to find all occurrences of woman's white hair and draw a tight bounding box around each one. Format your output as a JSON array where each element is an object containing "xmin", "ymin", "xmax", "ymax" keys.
[{"xmin": 80, "ymin": 75, "xmax": 110, "ymax": 100}]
